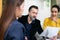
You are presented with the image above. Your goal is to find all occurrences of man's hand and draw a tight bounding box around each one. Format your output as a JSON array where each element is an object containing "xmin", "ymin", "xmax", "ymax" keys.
[
  {"xmin": 25, "ymin": 36, "xmax": 28, "ymax": 40},
  {"xmin": 50, "ymin": 35, "xmax": 57, "ymax": 40}
]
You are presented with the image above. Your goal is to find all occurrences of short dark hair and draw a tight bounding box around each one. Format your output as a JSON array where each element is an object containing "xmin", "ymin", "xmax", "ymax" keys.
[
  {"xmin": 29, "ymin": 5, "xmax": 38, "ymax": 12},
  {"xmin": 51, "ymin": 5, "xmax": 60, "ymax": 12}
]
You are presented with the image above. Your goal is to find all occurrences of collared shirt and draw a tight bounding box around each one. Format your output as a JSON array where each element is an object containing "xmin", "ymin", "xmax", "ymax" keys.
[
  {"xmin": 25, "ymin": 22, "xmax": 32, "ymax": 40},
  {"xmin": 25, "ymin": 20, "xmax": 35, "ymax": 40}
]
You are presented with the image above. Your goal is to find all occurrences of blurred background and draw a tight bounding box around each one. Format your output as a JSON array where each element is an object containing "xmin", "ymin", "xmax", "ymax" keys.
[{"xmin": 1, "ymin": 0, "xmax": 60, "ymax": 26}]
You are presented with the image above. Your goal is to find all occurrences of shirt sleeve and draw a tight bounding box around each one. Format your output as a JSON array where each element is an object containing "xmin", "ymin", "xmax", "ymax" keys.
[
  {"xmin": 37, "ymin": 21, "xmax": 43, "ymax": 34},
  {"xmin": 43, "ymin": 18, "xmax": 48, "ymax": 30}
]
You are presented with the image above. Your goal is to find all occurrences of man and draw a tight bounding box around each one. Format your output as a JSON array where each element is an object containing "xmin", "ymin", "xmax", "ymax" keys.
[{"xmin": 18, "ymin": 5, "xmax": 43, "ymax": 40}]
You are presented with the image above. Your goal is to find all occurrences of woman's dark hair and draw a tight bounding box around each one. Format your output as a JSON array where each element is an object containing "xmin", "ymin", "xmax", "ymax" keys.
[
  {"xmin": 51, "ymin": 5, "xmax": 60, "ymax": 12},
  {"xmin": 0, "ymin": 0, "xmax": 24, "ymax": 40}
]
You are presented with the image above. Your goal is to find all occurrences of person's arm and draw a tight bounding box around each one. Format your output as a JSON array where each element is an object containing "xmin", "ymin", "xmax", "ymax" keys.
[
  {"xmin": 23, "ymin": 24, "xmax": 28, "ymax": 40},
  {"xmin": 43, "ymin": 18, "xmax": 48, "ymax": 30},
  {"xmin": 37, "ymin": 21, "xmax": 43, "ymax": 34}
]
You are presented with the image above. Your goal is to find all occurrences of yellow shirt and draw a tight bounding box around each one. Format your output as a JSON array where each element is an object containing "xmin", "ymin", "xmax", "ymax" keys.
[{"xmin": 43, "ymin": 18, "xmax": 60, "ymax": 35}]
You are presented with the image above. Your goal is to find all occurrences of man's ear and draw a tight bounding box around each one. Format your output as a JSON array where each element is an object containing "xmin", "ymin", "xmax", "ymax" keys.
[{"xmin": 28, "ymin": 11, "xmax": 30, "ymax": 14}]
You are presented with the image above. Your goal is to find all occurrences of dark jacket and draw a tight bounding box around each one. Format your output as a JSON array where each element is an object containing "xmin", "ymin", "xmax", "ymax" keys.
[
  {"xmin": 18, "ymin": 15, "xmax": 43, "ymax": 40},
  {"xmin": 4, "ymin": 20, "xmax": 25, "ymax": 40}
]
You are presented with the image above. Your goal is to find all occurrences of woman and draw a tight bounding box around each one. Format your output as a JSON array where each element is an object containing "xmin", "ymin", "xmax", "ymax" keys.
[
  {"xmin": 43, "ymin": 5, "xmax": 60, "ymax": 40},
  {"xmin": 0, "ymin": 0, "xmax": 25, "ymax": 40}
]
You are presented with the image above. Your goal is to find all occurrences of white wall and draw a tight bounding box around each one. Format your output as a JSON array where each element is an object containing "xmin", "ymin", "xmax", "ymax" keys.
[
  {"xmin": 56, "ymin": 0, "xmax": 60, "ymax": 5},
  {"xmin": 23, "ymin": 0, "xmax": 51, "ymax": 26}
]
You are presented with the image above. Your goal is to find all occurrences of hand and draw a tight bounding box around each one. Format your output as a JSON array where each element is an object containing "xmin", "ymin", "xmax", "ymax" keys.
[
  {"xmin": 50, "ymin": 36, "xmax": 57, "ymax": 40},
  {"xmin": 25, "ymin": 36, "xmax": 28, "ymax": 40}
]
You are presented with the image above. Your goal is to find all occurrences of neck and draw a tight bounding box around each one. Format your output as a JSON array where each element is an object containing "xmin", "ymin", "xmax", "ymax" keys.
[
  {"xmin": 28, "ymin": 16, "xmax": 32, "ymax": 24},
  {"xmin": 50, "ymin": 16, "xmax": 58, "ymax": 22},
  {"xmin": 28, "ymin": 16, "xmax": 32, "ymax": 21},
  {"xmin": 51, "ymin": 16, "xmax": 57, "ymax": 19}
]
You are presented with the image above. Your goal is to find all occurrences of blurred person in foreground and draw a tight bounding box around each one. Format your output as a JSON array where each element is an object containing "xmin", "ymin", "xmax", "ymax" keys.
[{"xmin": 0, "ymin": 0, "xmax": 25, "ymax": 40}]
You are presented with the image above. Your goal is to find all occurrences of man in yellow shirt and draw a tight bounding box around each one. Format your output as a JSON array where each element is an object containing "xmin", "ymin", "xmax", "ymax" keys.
[{"xmin": 43, "ymin": 5, "xmax": 60, "ymax": 40}]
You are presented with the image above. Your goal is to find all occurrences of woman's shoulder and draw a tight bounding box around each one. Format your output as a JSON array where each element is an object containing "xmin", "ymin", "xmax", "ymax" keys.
[
  {"xmin": 44, "ymin": 17, "xmax": 50, "ymax": 22},
  {"xmin": 12, "ymin": 20, "xmax": 23, "ymax": 25},
  {"xmin": 58, "ymin": 18, "xmax": 60, "ymax": 22},
  {"xmin": 58, "ymin": 18, "xmax": 60, "ymax": 20},
  {"xmin": 4, "ymin": 20, "xmax": 25, "ymax": 38},
  {"xmin": 9, "ymin": 20, "xmax": 24, "ymax": 29}
]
